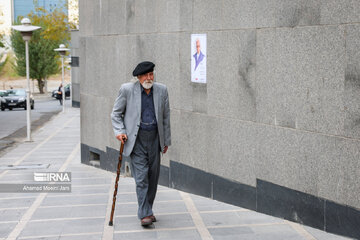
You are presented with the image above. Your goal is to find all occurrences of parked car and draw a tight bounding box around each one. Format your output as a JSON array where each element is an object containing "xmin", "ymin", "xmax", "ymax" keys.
[
  {"xmin": 0, "ymin": 90, "xmax": 8, "ymax": 97},
  {"xmin": 0, "ymin": 90, "xmax": 7, "ymax": 107},
  {"xmin": 1, "ymin": 89, "xmax": 34, "ymax": 111},
  {"xmin": 52, "ymin": 84, "xmax": 70, "ymax": 99}
]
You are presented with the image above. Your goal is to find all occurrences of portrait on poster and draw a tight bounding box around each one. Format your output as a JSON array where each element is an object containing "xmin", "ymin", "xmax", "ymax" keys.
[{"xmin": 191, "ymin": 34, "xmax": 206, "ymax": 83}]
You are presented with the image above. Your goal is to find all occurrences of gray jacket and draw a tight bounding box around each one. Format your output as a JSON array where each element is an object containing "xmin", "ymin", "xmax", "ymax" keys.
[{"xmin": 111, "ymin": 80, "xmax": 171, "ymax": 157}]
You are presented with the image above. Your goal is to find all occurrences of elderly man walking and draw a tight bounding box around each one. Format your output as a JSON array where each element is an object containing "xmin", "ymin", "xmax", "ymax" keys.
[{"xmin": 111, "ymin": 61, "xmax": 171, "ymax": 226}]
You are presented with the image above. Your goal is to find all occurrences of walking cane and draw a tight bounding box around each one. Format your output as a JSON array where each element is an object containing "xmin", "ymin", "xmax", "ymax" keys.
[{"xmin": 108, "ymin": 141, "xmax": 124, "ymax": 226}]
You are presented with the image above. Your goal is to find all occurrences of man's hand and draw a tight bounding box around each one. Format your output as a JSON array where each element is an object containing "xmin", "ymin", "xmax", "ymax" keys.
[
  {"xmin": 163, "ymin": 146, "xmax": 168, "ymax": 154},
  {"xmin": 116, "ymin": 134, "xmax": 127, "ymax": 144}
]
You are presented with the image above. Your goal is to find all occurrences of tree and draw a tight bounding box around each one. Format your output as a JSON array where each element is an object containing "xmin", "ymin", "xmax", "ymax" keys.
[
  {"xmin": 0, "ymin": 28, "xmax": 4, "ymax": 48},
  {"xmin": 68, "ymin": 0, "xmax": 79, "ymax": 29},
  {"xmin": 0, "ymin": 8, "xmax": 6, "ymax": 74},
  {"xmin": 10, "ymin": 7, "xmax": 70, "ymax": 93},
  {"xmin": 0, "ymin": 36, "xmax": 4, "ymax": 48},
  {"xmin": 0, "ymin": 54, "xmax": 8, "ymax": 75}
]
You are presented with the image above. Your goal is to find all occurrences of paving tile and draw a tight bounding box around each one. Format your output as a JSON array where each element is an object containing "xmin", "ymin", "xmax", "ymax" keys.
[
  {"xmin": 61, "ymin": 172, "xmax": 109, "ymax": 179},
  {"xmin": 61, "ymin": 218, "xmax": 105, "ymax": 235},
  {"xmin": 20, "ymin": 218, "xmax": 104, "ymax": 238},
  {"xmin": 106, "ymin": 182, "xmax": 136, "ymax": 193},
  {"xmin": 114, "ymin": 231, "xmax": 157, "ymax": 240},
  {"xmin": 32, "ymin": 204, "xmax": 107, "ymax": 220},
  {"xmin": 41, "ymin": 194, "xmax": 108, "ymax": 206},
  {"xmin": 156, "ymin": 229, "xmax": 202, "ymax": 240},
  {"xmin": 0, "ymin": 172, "xmax": 37, "ymax": 182},
  {"xmin": 19, "ymin": 237, "xmax": 59, "ymax": 240},
  {"xmin": 114, "ymin": 229, "xmax": 201, "ymax": 240},
  {"xmin": 208, "ymin": 226, "xmax": 254, "ymax": 238},
  {"xmin": 19, "ymin": 220, "xmax": 64, "ymax": 238},
  {"xmin": 0, "ymin": 222, "xmax": 17, "ymax": 238},
  {"xmin": 113, "ymin": 216, "xmax": 149, "ymax": 232},
  {"xmin": 70, "ymin": 178, "xmax": 113, "ymax": 185},
  {"xmin": 201, "ymin": 210, "xmax": 281, "ymax": 227},
  {"xmin": 1, "ymin": 169, "xmax": 47, "ymax": 175},
  {"xmin": 50, "ymin": 185, "xmax": 110, "ymax": 195},
  {"xmin": 0, "ymin": 192, "xmax": 39, "ymax": 199},
  {"xmin": 59, "ymin": 234, "xmax": 102, "ymax": 240},
  {"xmin": 209, "ymin": 225, "xmax": 306, "ymax": 240},
  {"xmin": 190, "ymin": 194, "xmax": 244, "ymax": 212},
  {"xmin": 0, "ymin": 197, "xmax": 35, "ymax": 209},
  {"xmin": 152, "ymin": 201, "xmax": 188, "ymax": 214},
  {"xmin": 0, "ymin": 208, "xmax": 27, "ymax": 222},
  {"xmin": 116, "ymin": 192, "xmax": 137, "ymax": 203},
  {"xmin": 244, "ymin": 224, "xmax": 307, "ymax": 240},
  {"xmin": 155, "ymin": 190, "xmax": 182, "ymax": 201},
  {"xmin": 114, "ymin": 202, "xmax": 138, "ymax": 216},
  {"xmin": 113, "ymin": 213, "xmax": 194, "ymax": 232},
  {"xmin": 115, "ymin": 200, "xmax": 188, "ymax": 217},
  {"xmin": 303, "ymin": 225, "xmax": 353, "ymax": 240},
  {"xmin": 150, "ymin": 213, "xmax": 194, "ymax": 229}
]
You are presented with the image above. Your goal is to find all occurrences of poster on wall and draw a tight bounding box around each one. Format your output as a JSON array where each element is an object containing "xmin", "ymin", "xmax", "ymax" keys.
[{"xmin": 191, "ymin": 34, "xmax": 207, "ymax": 83}]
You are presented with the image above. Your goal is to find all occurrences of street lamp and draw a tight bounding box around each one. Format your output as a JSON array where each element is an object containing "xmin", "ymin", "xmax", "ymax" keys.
[
  {"xmin": 54, "ymin": 44, "xmax": 69, "ymax": 113},
  {"xmin": 12, "ymin": 18, "xmax": 41, "ymax": 142}
]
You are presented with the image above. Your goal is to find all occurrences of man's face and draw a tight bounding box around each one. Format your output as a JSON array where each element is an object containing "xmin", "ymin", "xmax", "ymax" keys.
[
  {"xmin": 196, "ymin": 40, "xmax": 201, "ymax": 54},
  {"xmin": 138, "ymin": 72, "xmax": 154, "ymax": 89}
]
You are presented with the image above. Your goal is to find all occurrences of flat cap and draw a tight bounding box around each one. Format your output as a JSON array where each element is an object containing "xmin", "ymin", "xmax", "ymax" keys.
[{"xmin": 132, "ymin": 61, "xmax": 155, "ymax": 76}]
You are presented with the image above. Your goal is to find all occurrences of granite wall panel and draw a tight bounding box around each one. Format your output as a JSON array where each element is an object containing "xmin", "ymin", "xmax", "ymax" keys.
[
  {"xmin": 256, "ymin": 26, "xmax": 346, "ymax": 136},
  {"xmin": 207, "ymin": 30, "xmax": 256, "ymax": 121},
  {"xmin": 256, "ymin": 0, "xmax": 321, "ymax": 28},
  {"xmin": 320, "ymin": 0, "xmax": 360, "ymax": 25},
  {"xmin": 344, "ymin": 24, "xmax": 360, "ymax": 139}
]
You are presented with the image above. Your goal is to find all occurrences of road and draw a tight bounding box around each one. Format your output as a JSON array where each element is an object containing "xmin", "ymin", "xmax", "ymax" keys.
[{"xmin": 0, "ymin": 96, "xmax": 69, "ymax": 152}]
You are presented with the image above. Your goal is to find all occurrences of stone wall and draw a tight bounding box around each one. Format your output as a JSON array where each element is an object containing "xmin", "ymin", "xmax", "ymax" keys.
[
  {"xmin": 78, "ymin": 1, "xmax": 360, "ymax": 238},
  {"xmin": 70, "ymin": 30, "xmax": 80, "ymax": 107}
]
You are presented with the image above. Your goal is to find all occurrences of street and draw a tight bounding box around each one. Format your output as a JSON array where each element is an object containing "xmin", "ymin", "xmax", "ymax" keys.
[{"xmin": 0, "ymin": 96, "xmax": 68, "ymax": 152}]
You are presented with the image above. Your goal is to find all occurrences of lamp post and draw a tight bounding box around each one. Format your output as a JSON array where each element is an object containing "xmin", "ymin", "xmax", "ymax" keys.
[
  {"xmin": 54, "ymin": 44, "xmax": 69, "ymax": 113},
  {"xmin": 12, "ymin": 18, "xmax": 41, "ymax": 142}
]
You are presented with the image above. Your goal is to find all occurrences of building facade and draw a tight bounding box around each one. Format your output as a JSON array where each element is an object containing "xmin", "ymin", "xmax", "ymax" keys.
[
  {"xmin": 70, "ymin": 29, "xmax": 80, "ymax": 107},
  {"xmin": 78, "ymin": 1, "xmax": 360, "ymax": 238}
]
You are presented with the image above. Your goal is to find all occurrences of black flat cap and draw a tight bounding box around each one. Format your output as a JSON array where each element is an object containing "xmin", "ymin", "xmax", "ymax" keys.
[{"xmin": 132, "ymin": 61, "xmax": 155, "ymax": 76}]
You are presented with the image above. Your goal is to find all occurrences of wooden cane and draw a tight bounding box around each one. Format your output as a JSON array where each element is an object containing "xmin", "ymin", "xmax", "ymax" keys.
[{"xmin": 108, "ymin": 141, "xmax": 124, "ymax": 226}]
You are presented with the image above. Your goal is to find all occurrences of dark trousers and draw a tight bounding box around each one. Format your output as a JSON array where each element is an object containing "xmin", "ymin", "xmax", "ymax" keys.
[{"xmin": 130, "ymin": 129, "xmax": 160, "ymax": 219}]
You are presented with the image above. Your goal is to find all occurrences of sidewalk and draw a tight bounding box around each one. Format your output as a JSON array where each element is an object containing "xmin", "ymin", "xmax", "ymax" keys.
[{"xmin": 0, "ymin": 107, "xmax": 353, "ymax": 240}]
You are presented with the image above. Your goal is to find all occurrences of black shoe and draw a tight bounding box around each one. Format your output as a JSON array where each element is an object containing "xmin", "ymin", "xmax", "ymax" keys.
[
  {"xmin": 141, "ymin": 216, "xmax": 152, "ymax": 226},
  {"xmin": 150, "ymin": 215, "xmax": 157, "ymax": 222}
]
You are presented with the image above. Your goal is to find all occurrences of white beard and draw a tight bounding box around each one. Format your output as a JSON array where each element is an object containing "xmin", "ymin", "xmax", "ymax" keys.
[{"xmin": 141, "ymin": 80, "xmax": 153, "ymax": 89}]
